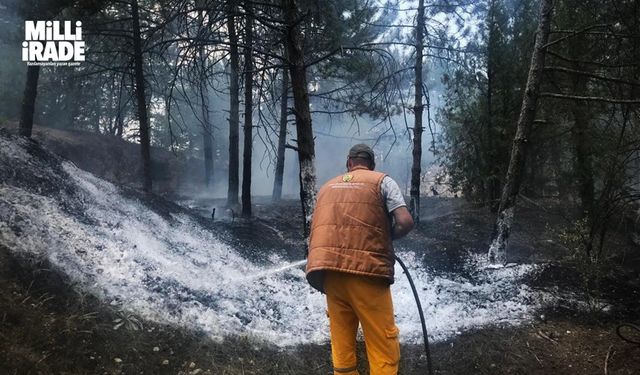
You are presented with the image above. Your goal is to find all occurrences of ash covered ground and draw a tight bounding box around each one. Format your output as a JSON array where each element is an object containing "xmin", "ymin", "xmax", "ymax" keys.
[{"xmin": 1, "ymin": 130, "xmax": 639, "ymax": 374}]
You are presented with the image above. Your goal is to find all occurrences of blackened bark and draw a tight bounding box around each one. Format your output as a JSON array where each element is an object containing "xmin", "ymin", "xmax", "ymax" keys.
[
  {"xmin": 241, "ymin": 2, "xmax": 254, "ymax": 217},
  {"xmin": 227, "ymin": 3, "xmax": 240, "ymax": 206},
  {"xmin": 94, "ymin": 95, "xmax": 102, "ymax": 133},
  {"xmin": 19, "ymin": 65, "xmax": 40, "ymax": 138},
  {"xmin": 486, "ymin": 0, "xmax": 500, "ymax": 211},
  {"xmin": 198, "ymin": 10, "xmax": 214, "ymax": 188},
  {"xmin": 131, "ymin": 0, "xmax": 152, "ymax": 193},
  {"xmin": 272, "ymin": 66, "xmax": 289, "ymax": 202},
  {"xmin": 488, "ymin": 0, "xmax": 554, "ymax": 264},
  {"xmin": 115, "ymin": 72, "xmax": 126, "ymax": 138},
  {"xmin": 283, "ymin": 0, "xmax": 317, "ymax": 237},
  {"xmin": 202, "ymin": 99, "xmax": 214, "ymax": 187},
  {"xmin": 409, "ymin": 0, "xmax": 425, "ymax": 223}
]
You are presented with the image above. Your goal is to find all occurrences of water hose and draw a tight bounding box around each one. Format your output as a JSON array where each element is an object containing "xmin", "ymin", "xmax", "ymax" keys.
[
  {"xmin": 616, "ymin": 323, "xmax": 640, "ymax": 346},
  {"xmin": 395, "ymin": 254, "xmax": 434, "ymax": 375}
]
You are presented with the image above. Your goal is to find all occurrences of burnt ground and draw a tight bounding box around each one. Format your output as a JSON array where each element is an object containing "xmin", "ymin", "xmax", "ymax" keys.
[
  {"xmin": 1, "ymin": 128, "xmax": 640, "ymax": 374},
  {"xmin": 2, "ymin": 196, "xmax": 640, "ymax": 374}
]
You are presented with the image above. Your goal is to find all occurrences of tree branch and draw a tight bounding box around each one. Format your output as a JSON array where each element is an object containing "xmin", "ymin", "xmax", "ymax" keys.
[{"xmin": 540, "ymin": 92, "xmax": 640, "ymax": 104}]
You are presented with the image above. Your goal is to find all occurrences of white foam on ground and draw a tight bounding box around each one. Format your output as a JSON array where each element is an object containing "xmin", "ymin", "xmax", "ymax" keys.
[{"xmin": 0, "ymin": 158, "xmax": 551, "ymax": 346}]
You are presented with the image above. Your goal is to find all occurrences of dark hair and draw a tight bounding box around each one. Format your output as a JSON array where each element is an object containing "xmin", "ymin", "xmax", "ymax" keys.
[
  {"xmin": 347, "ymin": 156, "xmax": 375, "ymax": 170},
  {"xmin": 347, "ymin": 144, "xmax": 375, "ymax": 170}
]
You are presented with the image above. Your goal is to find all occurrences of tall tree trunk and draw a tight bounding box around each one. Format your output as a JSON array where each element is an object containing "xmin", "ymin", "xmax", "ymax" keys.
[
  {"xmin": 115, "ymin": 71, "xmax": 126, "ymax": 138},
  {"xmin": 131, "ymin": 0, "xmax": 152, "ymax": 193},
  {"xmin": 410, "ymin": 0, "xmax": 425, "ymax": 223},
  {"xmin": 486, "ymin": 0, "xmax": 500, "ymax": 211},
  {"xmin": 93, "ymin": 94, "xmax": 102, "ymax": 133},
  {"xmin": 227, "ymin": 2, "xmax": 240, "ymax": 206},
  {"xmin": 19, "ymin": 65, "xmax": 40, "ymax": 138},
  {"xmin": 198, "ymin": 10, "xmax": 214, "ymax": 189},
  {"xmin": 272, "ymin": 65, "xmax": 289, "ymax": 202},
  {"xmin": 634, "ymin": 0, "xmax": 640, "ymax": 192},
  {"xmin": 201, "ymin": 87, "xmax": 214, "ymax": 188},
  {"xmin": 488, "ymin": 0, "xmax": 553, "ymax": 264},
  {"xmin": 283, "ymin": 0, "xmax": 317, "ymax": 237},
  {"xmin": 241, "ymin": 2, "xmax": 254, "ymax": 217}
]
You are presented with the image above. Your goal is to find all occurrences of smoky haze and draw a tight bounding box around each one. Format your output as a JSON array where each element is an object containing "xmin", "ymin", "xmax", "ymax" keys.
[{"xmin": 0, "ymin": 0, "xmax": 446, "ymax": 202}]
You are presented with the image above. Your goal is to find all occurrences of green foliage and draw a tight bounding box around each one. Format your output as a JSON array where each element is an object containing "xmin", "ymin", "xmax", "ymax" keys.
[
  {"xmin": 438, "ymin": 0, "xmax": 640, "ymax": 220},
  {"xmin": 437, "ymin": 0, "xmax": 537, "ymax": 207},
  {"xmin": 302, "ymin": 0, "xmax": 404, "ymax": 119},
  {"xmin": 557, "ymin": 217, "xmax": 610, "ymax": 311},
  {"xmin": 557, "ymin": 217, "xmax": 591, "ymax": 260}
]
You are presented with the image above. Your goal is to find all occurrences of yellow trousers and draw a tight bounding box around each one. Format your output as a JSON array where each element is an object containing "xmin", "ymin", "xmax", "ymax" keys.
[{"xmin": 324, "ymin": 271, "xmax": 400, "ymax": 375}]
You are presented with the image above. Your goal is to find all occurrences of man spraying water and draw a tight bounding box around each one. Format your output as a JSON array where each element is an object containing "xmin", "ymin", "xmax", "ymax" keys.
[{"xmin": 306, "ymin": 144, "xmax": 414, "ymax": 375}]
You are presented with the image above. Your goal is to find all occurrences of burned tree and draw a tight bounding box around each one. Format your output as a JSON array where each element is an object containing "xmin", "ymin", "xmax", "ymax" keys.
[
  {"xmin": 272, "ymin": 65, "xmax": 289, "ymax": 202},
  {"xmin": 19, "ymin": 66, "xmax": 40, "ymax": 138},
  {"xmin": 227, "ymin": 0, "xmax": 240, "ymax": 207},
  {"xmin": 16, "ymin": 0, "xmax": 79, "ymax": 138},
  {"xmin": 196, "ymin": 4, "xmax": 214, "ymax": 189},
  {"xmin": 241, "ymin": 1, "xmax": 254, "ymax": 217},
  {"xmin": 282, "ymin": 0, "xmax": 316, "ymax": 236},
  {"xmin": 409, "ymin": 0, "xmax": 426, "ymax": 223},
  {"xmin": 130, "ymin": 0, "xmax": 152, "ymax": 193},
  {"xmin": 488, "ymin": 0, "xmax": 554, "ymax": 264}
]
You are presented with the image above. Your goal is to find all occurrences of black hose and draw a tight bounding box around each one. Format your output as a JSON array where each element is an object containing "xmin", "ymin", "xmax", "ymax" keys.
[
  {"xmin": 616, "ymin": 323, "xmax": 640, "ymax": 345},
  {"xmin": 395, "ymin": 254, "xmax": 434, "ymax": 375}
]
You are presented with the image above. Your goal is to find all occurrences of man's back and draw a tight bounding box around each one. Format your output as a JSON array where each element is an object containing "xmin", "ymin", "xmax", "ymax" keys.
[
  {"xmin": 305, "ymin": 144, "xmax": 413, "ymax": 375},
  {"xmin": 306, "ymin": 167, "xmax": 394, "ymax": 293}
]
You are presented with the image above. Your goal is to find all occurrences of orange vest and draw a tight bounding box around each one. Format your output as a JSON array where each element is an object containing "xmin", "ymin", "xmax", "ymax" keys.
[{"xmin": 306, "ymin": 166, "xmax": 394, "ymax": 292}]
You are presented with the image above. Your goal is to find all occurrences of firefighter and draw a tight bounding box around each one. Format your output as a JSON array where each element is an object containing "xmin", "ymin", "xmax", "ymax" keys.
[{"xmin": 306, "ymin": 144, "xmax": 414, "ymax": 375}]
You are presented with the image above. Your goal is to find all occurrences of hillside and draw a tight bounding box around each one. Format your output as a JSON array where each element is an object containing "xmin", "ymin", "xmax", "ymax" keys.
[{"xmin": 0, "ymin": 121, "xmax": 225, "ymax": 195}]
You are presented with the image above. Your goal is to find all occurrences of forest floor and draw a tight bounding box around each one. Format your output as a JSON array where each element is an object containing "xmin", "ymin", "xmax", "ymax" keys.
[
  {"xmin": 1, "ymin": 128, "xmax": 640, "ymax": 374},
  {"xmin": 2, "ymin": 198, "xmax": 640, "ymax": 375}
]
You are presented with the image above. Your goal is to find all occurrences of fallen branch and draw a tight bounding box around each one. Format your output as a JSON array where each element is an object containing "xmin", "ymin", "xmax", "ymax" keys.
[
  {"xmin": 604, "ymin": 344, "xmax": 614, "ymax": 375},
  {"xmin": 540, "ymin": 92, "xmax": 640, "ymax": 104},
  {"xmin": 536, "ymin": 330, "xmax": 558, "ymax": 344},
  {"xmin": 544, "ymin": 66, "xmax": 640, "ymax": 86}
]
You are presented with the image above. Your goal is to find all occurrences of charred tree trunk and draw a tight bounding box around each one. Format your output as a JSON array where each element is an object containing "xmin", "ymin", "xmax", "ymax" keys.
[
  {"xmin": 93, "ymin": 95, "xmax": 102, "ymax": 133},
  {"xmin": 486, "ymin": 0, "xmax": 501, "ymax": 211},
  {"xmin": 486, "ymin": 55, "xmax": 496, "ymax": 209},
  {"xmin": 131, "ymin": 0, "xmax": 152, "ymax": 193},
  {"xmin": 409, "ymin": 0, "xmax": 425, "ymax": 223},
  {"xmin": 283, "ymin": 0, "xmax": 317, "ymax": 237},
  {"xmin": 198, "ymin": 10, "xmax": 214, "ymax": 189},
  {"xmin": 201, "ymin": 86, "xmax": 214, "ymax": 188},
  {"xmin": 634, "ymin": 0, "xmax": 640, "ymax": 193},
  {"xmin": 200, "ymin": 94, "xmax": 213, "ymax": 188},
  {"xmin": 488, "ymin": 0, "xmax": 553, "ymax": 264},
  {"xmin": 227, "ymin": 2, "xmax": 240, "ymax": 206},
  {"xmin": 114, "ymin": 72, "xmax": 126, "ymax": 138},
  {"xmin": 19, "ymin": 65, "xmax": 40, "ymax": 138},
  {"xmin": 241, "ymin": 3, "xmax": 254, "ymax": 217},
  {"xmin": 272, "ymin": 66, "xmax": 289, "ymax": 202}
]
